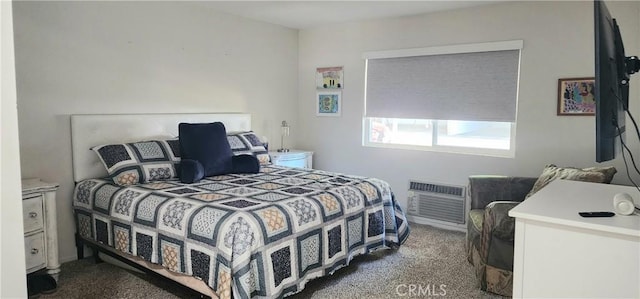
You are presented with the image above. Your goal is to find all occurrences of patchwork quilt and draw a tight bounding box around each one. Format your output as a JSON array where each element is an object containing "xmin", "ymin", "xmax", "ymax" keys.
[{"xmin": 73, "ymin": 165, "xmax": 410, "ymax": 299}]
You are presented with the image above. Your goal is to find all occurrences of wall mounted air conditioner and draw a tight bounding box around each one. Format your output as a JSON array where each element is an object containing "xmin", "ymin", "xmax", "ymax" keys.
[{"xmin": 406, "ymin": 180, "xmax": 466, "ymax": 232}]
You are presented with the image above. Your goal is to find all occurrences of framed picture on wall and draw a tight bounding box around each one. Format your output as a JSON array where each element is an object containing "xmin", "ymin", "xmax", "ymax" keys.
[
  {"xmin": 316, "ymin": 66, "xmax": 343, "ymax": 89},
  {"xmin": 316, "ymin": 91, "xmax": 341, "ymax": 116},
  {"xmin": 557, "ymin": 77, "xmax": 596, "ymax": 115}
]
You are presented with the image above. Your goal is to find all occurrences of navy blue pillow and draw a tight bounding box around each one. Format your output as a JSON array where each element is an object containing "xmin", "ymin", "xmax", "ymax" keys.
[
  {"xmin": 232, "ymin": 154, "xmax": 260, "ymax": 174},
  {"xmin": 180, "ymin": 159, "xmax": 205, "ymax": 184},
  {"xmin": 179, "ymin": 122, "xmax": 233, "ymax": 177}
]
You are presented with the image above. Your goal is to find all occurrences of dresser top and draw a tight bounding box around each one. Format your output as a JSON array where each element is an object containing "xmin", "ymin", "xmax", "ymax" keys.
[
  {"xmin": 509, "ymin": 180, "xmax": 640, "ymax": 237},
  {"xmin": 22, "ymin": 178, "xmax": 59, "ymax": 195}
]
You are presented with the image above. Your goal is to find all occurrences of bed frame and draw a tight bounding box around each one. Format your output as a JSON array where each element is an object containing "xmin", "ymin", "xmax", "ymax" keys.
[{"xmin": 70, "ymin": 113, "xmax": 252, "ymax": 299}]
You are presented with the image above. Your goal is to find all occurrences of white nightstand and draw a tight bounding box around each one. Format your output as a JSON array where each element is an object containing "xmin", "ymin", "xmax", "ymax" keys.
[
  {"xmin": 22, "ymin": 179, "xmax": 60, "ymax": 280},
  {"xmin": 269, "ymin": 150, "xmax": 313, "ymax": 169}
]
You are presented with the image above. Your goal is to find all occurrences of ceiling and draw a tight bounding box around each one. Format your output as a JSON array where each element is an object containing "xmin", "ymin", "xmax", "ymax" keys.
[{"xmin": 202, "ymin": 1, "xmax": 502, "ymax": 30}]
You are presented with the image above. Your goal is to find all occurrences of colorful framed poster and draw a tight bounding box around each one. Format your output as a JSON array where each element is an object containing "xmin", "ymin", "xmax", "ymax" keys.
[
  {"xmin": 316, "ymin": 66, "xmax": 343, "ymax": 89},
  {"xmin": 316, "ymin": 91, "xmax": 341, "ymax": 117},
  {"xmin": 557, "ymin": 77, "xmax": 596, "ymax": 115}
]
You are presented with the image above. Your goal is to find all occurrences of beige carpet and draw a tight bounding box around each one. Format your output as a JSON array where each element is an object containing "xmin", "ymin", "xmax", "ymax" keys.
[{"xmin": 40, "ymin": 224, "xmax": 501, "ymax": 299}]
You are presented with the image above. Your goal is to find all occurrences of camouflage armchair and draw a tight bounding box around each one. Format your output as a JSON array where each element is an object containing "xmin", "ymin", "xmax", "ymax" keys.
[
  {"xmin": 465, "ymin": 175, "xmax": 537, "ymax": 297},
  {"xmin": 466, "ymin": 165, "xmax": 618, "ymax": 296}
]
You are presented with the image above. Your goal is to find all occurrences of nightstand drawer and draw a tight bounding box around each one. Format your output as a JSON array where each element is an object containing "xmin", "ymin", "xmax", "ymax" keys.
[
  {"xmin": 25, "ymin": 232, "xmax": 46, "ymax": 272},
  {"xmin": 269, "ymin": 150, "xmax": 313, "ymax": 169},
  {"xmin": 274, "ymin": 156, "xmax": 307, "ymax": 168},
  {"xmin": 22, "ymin": 179, "xmax": 60, "ymax": 279},
  {"xmin": 23, "ymin": 196, "xmax": 44, "ymax": 234},
  {"xmin": 274, "ymin": 152, "xmax": 307, "ymax": 161}
]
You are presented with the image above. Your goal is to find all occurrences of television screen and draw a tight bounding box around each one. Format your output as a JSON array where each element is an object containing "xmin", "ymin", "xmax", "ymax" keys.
[{"xmin": 594, "ymin": 0, "xmax": 628, "ymax": 162}]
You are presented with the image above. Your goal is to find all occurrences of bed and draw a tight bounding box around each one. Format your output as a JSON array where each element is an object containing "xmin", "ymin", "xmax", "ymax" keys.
[{"xmin": 71, "ymin": 113, "xmax": 410, "ymax": 299}]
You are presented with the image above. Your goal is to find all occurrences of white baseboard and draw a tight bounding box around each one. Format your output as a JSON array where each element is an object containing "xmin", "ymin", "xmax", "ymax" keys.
[
  {"xmin": 60, "ymin": 254, "xmax": 78, "ymax": 264},
  {"xmin": 407, "ymin": 215, "xmax": 466, "ymax": 232}
]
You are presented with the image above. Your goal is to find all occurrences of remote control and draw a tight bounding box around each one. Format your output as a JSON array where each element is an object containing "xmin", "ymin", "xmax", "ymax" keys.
[{"xmin": 578, "ymin": 211, "xmax": 615, "ymax": 217}]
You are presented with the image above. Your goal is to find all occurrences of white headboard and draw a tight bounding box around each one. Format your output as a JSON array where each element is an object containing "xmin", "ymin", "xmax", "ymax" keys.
[{"xmin": 71, "ymin": 113, "xmax": 251, "ymax": 182}]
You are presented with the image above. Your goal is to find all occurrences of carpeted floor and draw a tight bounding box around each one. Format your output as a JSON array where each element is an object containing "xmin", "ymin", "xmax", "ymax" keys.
[{"xmin": 39, "ymin": 223, "xmax": 501, "ymax": 299}]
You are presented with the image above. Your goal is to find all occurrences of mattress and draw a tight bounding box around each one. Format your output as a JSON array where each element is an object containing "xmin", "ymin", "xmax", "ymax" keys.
[{"xmin": 73, "ymin": 165, "xmax": 410, "ymax": 298}]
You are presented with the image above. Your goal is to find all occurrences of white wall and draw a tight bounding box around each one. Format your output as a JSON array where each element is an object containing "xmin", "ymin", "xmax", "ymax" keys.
[
  {"xmin": 12, "ymin": 0, "xmax": 640, "ymax": 267},
  {"xmin": 1, "ymin": 0, "xmax": 28, "ymax": 297},
  {"xmin": 298, "ymin": 1, "xmax": 640, "ymax": 209},
  {"xmin": 13, "ymin": 1, "xmax": 299, "ymax": 263}
]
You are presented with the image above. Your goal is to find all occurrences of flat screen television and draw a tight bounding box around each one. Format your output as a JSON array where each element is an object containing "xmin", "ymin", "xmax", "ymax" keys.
[{"xmin": 594, "ymin": 0, "xmax": 639, "ymax": 162}]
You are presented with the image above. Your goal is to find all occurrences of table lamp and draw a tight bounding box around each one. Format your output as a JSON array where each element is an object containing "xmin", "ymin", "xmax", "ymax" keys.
[{"xmin": 277, "ymin": 120, "xmax": 290, "ymax": 152}]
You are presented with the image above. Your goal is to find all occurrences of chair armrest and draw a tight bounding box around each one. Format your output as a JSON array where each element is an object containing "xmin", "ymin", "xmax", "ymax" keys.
[
  {"xmin": 479, "ymin": 201, "xmax": 521, "ymax": 270},
  {"xmin": 483, "ymin": 201, "xmax": 520, "ymax": 241},
  {"xmin": 468, "ymin": 175, "xmax": 538, "ymax": 210}
]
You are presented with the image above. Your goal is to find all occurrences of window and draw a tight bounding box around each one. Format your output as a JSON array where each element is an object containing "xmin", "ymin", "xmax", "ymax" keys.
[
  {"xmin": 364, "ymin": 118, "xmax": 514, "ymax": 156},
  {"xmin": 363, "ymin": 41, "xmax": 522, "ymax": 157}
]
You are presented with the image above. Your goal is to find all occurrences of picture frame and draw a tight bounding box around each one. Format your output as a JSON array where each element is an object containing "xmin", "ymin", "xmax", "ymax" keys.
[
  {"xmin": 316, "ymin": 91, "xmax": 341, "ymax": 117},
  {"xmin": 316, "ymin": 66, "xmax": 343, "ymax": 89},
  {"xmin": 557, "ymin": 77, "xmax": 596, "ymax": 116}
]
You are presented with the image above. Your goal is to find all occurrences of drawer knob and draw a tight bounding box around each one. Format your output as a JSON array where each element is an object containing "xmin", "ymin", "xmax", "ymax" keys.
[
  {"xmin": 31, "ymin": 248, "xmax": 39, "ymax": 255},
  {"xmin": 29, "ymin": 212, "xmax": 38, "ymax": 218}
]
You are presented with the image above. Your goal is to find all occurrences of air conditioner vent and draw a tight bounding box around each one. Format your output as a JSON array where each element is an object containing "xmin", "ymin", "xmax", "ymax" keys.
[
  {"xmin": 407, "ymin": 180, "xmax": 466, "ymax": 227},
  {"xmin": 409, "ymin": 181, "xmax": 464, "ymax": 197}
]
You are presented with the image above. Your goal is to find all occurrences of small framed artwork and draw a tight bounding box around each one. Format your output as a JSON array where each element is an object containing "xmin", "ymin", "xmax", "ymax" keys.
[
  {"xmin": 557, "ymin": 77, "xmax": 596, "ymax": 115},
  {"xmin": 316, "ymin": 91, "xmax": 341, "ymax": 116},
  {"xmin": 316, "ymin": 66, "xmax": 343, "ymax": 89}
]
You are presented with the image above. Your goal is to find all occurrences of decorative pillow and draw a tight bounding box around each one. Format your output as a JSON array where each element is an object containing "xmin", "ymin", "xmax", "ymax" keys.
[
  {"xmin": 226, "ymin": 131, "xmax": 271, "ymax": 165},
  {"xmin": 92, "ymin": 138, "xmax": 180, "ymax": 186},
  {"xmin": 525, "ymin": 164, "xmax": 617, "ymax": 198},
  {"xmin": 180, "ymin": 159, "xmax": 205, "ymax": 184},
  {"xmin": 231, "ymin": 154, "xmax": 260, "ymax": 174},
  {"xmin": 179, "ymin": 122, "xmax": 233, "ymax": 177}
]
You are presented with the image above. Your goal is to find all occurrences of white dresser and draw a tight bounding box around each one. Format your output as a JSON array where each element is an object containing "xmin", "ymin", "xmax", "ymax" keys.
[
  {"xmin": 22, "ymin": 179, "xmax": 60, "ymax": 280},
  {"xmin": 269, "ymin": 150, "xmax": 313, "ymax": 169},
  {"xmin": 509, "ymin": 180, "xmax": 640, "ymax": 298}
]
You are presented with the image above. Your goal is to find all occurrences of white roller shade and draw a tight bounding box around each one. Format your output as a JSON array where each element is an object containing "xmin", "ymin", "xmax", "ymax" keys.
[{"xmin": 365, "ymin": 47, "xmax": 521, "ymax": 122}]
